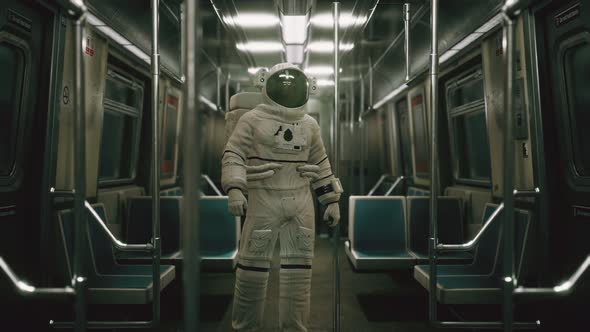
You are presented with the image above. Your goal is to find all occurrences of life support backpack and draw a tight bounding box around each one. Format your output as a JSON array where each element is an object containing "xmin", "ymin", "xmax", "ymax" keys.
[{"xmin": 225, "ymin": 92, "xmax": 263, "ymax": 141}]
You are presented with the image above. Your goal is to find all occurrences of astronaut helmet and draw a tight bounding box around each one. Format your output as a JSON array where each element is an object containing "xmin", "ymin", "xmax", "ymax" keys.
[{"xmin": 254, "ymin": 63, "xmax": 317, "ymax": 113}]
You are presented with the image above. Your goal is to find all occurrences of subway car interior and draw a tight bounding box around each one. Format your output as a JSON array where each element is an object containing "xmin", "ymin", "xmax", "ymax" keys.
[{"xmin": 1, "ymin": 0, "xmax": 589, "ymax": 331}]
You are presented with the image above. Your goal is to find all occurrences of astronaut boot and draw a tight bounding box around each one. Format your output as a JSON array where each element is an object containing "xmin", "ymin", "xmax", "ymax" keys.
[
  {"xmin": 231, "ymin": 261, "xmax": 271, "ymax": 331},
  {"xmin": 278, "ymin": 258, "xmax": 312, "ymax": 332}
]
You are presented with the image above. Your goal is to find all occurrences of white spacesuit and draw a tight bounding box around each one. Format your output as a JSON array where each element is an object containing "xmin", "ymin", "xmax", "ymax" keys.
[{"xmin": 221, "ymin": 63, "xmax": 342, "ymax": 331}]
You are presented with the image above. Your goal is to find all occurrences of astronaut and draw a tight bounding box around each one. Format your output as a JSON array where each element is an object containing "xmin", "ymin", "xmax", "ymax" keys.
[{"xmin": 221, "ymin": 63, "xmax": 342, "ymax": 331}]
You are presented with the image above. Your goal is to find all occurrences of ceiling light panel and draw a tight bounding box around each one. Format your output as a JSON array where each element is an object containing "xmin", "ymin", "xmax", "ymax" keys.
[
  {"xmin": 224, "ymin": 13, "xmax": 279, "ymax": 28},
  {"xmin": 307, "ymin": 41, "xmax": 354, "ymax": 53},
  {"xmin": 236, "ymin": 41, "xmax": 284, "ymax": 53},
  {"xmin": 311, "ymin": 12, "xmax": 366, "ymax": 29},
  {"xmin": 304, "ymin": 66, "xmax": 333, "ymax": 75}
]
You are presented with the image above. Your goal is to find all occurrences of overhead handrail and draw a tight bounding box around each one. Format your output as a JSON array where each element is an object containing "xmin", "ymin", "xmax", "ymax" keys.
[
  {"xmin": 0, "ymin": 257, "xmax": 75, "ymax": 298},
  {"xmin": 514, "ymin": 255, "xmax": 590, "ymax": 297},
  {"xmin": 437, "ymin": 188, "xmax": 540, "ymax": 252},
  {"xmin": 384, "ymin": 176, "xmax": 404, "ymax": 196},
  {"xmin": 202, "ymin": 174, "xmax": 223, "ymax": 196},
  {"xmin": 85, "ymin": 201, "xmax": 153, "ymax": 251}
]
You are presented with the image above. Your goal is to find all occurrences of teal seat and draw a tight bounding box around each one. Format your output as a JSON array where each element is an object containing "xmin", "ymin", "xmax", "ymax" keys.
[
  {"xmin": 344, "ymin": 196, "xmax": 415, "ymax": 270},
  {"xmin": 414, "ymin": 203, "xmax": 532, "ymax": 304},
  {"xmin": 200, "ymin": 196, "xmax": 240, "ymax": 271},
  {"xmin": 57, "ymin": 204, "xmax": 175, "ymax": 304},
  {"xmin": 407, "ymin": 197, "xmax": 473, "ymax": 264}
]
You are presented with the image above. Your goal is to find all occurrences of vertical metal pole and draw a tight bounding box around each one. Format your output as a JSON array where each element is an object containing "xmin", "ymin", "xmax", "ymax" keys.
[
  {"xmin": 428, "ymin": 0, "xmax": 439, "ymax": 325},
  {"xmin": 150, "ymin": 0, "xmax": 161, "ymax": 327},
  {"xmin": 368, "ymin": 57, "xmax": 373, "ymax": 107},
  {"xmin": 73, "ymin": 11, "xmax": 88, "ymax": 332},
  {"xmin": 501, "ymin": 11, "xmax": 516, "ymax": 332},
  {"xmin": 404, "ymin": 3, "xmax": 411, "ymax": 82},
  {"xmin": 332, "ymin": 3, "xmax": 341, "ymax": 332},
  {"xmin": 216, "ymin": 67, "xmax": 222, "ymax": 111},
  {"xmin": 183, "ymin": 0, "xmax": 201, "ymax": 331},
  {"xmin": 225, "ymin": 73, "xmax": 231, "ymax": 112},
  {"xmin": 359, "ymin": 75, "xmax": 365, "ymax": 194}
]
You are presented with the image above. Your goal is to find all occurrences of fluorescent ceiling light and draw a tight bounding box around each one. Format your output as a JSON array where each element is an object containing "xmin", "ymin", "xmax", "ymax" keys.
[
  {"xmin": 224, "ymin": 13, "xmax": 279, "ymax": 28},
  {"xmin": 317, "ymin": 79, "xmax": 334, "ymax": 86},
  {"xmin": 281, "ymin": 15, "xmax": 308, "ymax": 44},
  {"xmin": 285, "ymin": 44, "xmax": 305, "ymax": 64},
  {"xmin": 304, "ymin": 66, "xmax": 333, "ymax": 75},
  {"xmin": 236, "ymin": 42, "xmax": 284, "ymax": 53},
  {"xmin": 307, "ymin": 41, "xmax": 354, "ymax": 53},
  {"xmin": 248, "ymin": 67, "xmax": 268, "ymax": 75},
  {"xmin": 311, "ymin": 12, "xmax": 366, "ymax": 28}
]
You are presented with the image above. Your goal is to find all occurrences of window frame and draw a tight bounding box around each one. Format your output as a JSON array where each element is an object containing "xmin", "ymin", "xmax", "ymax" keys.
[
  {"xmin": 445, "ymin": 67, "xmax": 492, "ymax": 187},
  {"xmin": 557, "ymin": 32, "xmax": 590, "ymax": 187},
  {"xmin": 408, "ymin": 88, "xmax": 430, "ymax": 179},
  {"xmin": 160, "ymin": 86, "xmax": 182, "ymax": 182},
  {"xmin": 0, "ymin": 31, "xmax": 31, "ymax": 189},
  {"xmin": 97, "ymin": 65, "xmax": 144, "ymax": 186},
  {"xmin": 394, "ymin": 94, "xmax": 413, "ymax": 178}
]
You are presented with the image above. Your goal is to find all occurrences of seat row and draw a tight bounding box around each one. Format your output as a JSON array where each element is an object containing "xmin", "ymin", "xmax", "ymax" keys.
[
  {"xmin": 55, "ymin": 192, "xmax": 239, "ymax": 305},
  {"xmin": 344, "ymin": 195, "xmax": 472, "ymax": 270}
]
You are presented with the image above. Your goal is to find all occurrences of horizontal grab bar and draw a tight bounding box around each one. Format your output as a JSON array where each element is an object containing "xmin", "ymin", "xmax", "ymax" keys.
[
  {"xmin": 50, "ymin": 187, "xmax": 76, "ymax": 197},
  {"xmin": 438, "ymin": 203, "xmax": 504, "ymax": 252},
  {"xmin": 0, "ymin": 257, "xmax": 75, "ymax": 298},
  {"xmin": 514, "ymin": 254, "xmax": 590, "ymax": 297},
  {"xmin": 85, "ymin": 201, "xmax": 153, "ymax": 252},
  {"xmin": 514, "ymin": 187, "xmax": 541, "ymax": 197}
]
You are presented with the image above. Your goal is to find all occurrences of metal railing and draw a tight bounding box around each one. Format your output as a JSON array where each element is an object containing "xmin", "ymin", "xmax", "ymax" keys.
[
  {"xmin": 514, "ymin": 255, "xmax": 590, "ymax": 297},
  {"xmin": 85, "ymin": 201, "xmax": 153, "ymax": 251},
  {"xmin": 202, "ymin": 174, "xmax": 223, "ymax": 196},
  {"xmin": 0, "ymin": 257, "xmax": 75, "ymax": 298},
  {"xmin": 437, "ymin": 189, "xmax": 540, "ymax": 252},
  {"xmin": 367, "ymin": 175, "xmax": 404, "ymax": 196}
]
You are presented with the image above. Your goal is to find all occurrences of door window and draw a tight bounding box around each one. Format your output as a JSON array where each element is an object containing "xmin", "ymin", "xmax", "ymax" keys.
[{"xmin": 0, "ymin": 40, "xmax": 26, "ymax": 177}]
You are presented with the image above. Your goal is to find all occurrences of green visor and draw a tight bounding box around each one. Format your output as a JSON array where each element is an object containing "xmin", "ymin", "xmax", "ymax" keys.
[{"xmin": 266, "ymin": 69, "xmax": 309, "ymax": 108}]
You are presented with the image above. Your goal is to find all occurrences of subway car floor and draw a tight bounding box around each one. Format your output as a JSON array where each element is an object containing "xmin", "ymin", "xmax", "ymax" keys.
[{"xmin": 194, "ymin": 237, "xmax": 465, "ymax": 332}]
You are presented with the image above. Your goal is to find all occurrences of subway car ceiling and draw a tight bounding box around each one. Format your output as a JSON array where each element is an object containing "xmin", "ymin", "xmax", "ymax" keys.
[{"xmin": 2, "ymin": 0, "xmax": 590, "ymax": 331}]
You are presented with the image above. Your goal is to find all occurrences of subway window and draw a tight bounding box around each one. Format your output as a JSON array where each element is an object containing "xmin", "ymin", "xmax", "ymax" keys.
[
  {"xmin": 0, "ymin": 41, "xmax": 25, "ymax": 177},
  {"xmin": 410, "ymin": 92, "xmax": 429, "ymax": 178},
  {"xmin": 446, "ymin": 68, "xmax": 491, "ymax": 184},
  {"xmin": 98, "ymin": 67, "xmax": 144, "ymax": 183},
  {"xmin": 563, "ymin": 40, "xmax": 590, "ymax": 177}
]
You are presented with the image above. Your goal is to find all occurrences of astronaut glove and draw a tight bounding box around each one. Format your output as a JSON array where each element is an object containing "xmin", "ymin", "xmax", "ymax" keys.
[
  {"xmin": 228, "ymin": 189, "xmax": 248, "ymax": 216},
  {"xmin": 323, "ymin": 203, "xmax": 340, "ymax": 227},
  {"xmin": 246, "ymin": 163, "xmax": 283, "ymax": 182},
  {"xmin": 296, "ymin": 164, "xmax": 321, "ymax": 181}
]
